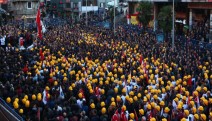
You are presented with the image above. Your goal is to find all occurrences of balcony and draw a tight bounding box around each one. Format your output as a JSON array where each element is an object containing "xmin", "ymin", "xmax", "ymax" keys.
[{"xmin": 13, "ymin": 9, "xmax": 37, "ymax": 15}]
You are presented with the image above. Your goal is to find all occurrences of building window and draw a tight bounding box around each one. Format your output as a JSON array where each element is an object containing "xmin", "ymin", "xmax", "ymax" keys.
[
  {"xmin": 100, "ymin": 3, "xmax": 104, "ymax": 8},
  {"xmin": 66, "ymin": 3, "xmax": 70, "ymax": 8},
  {"xmin": 27, "ymin": 2, "xmax": 32, "ymax": 9}
]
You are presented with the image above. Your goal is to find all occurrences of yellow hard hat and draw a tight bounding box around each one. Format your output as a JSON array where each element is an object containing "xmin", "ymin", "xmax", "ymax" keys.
[
  {"xmin": 116, "ymin": 96, "xmax": 121, "ymax": 102},
  {"xmin": 101, "ymin": 89, "xmax": 105, "ymax": 94},
  {"xmin": 139, "ymin": 109, "xmax": 144, "ymax": 115},
  {"xmin": 54, "ymin": 81, "xmax": 58, "ymax": 86},
  {"xmin": 184, "ymin": 110, "xmax": 189, "ymax": 116},
  {"xmin": 153, "ymin": 95, "xmax": 158, "ymax": 100},
  {"xmin": 147, "ymin": 104, "xmax": 151, "ymax": 110},
  {"xmin": 78, "ymin": 93, "xmax": 83, "ymax": 98},
  {"xmin": 122, "ymin": 105, "xmax": 126, "ymax": 111},
  {"xmin": 25, "ymin": 100, "xmax": 30, "ymax": 108},
  {"xmin": 129, "ymin": 91, "xmax": 134, "ymax": 96},
  {"xmin": 137, "ymin": 93, "xmax": 141, "ymax": 98},
  {"xmin": 164, "ymin": 107, "xmax": 170, "ymax": 113},
  {"xmin": 129, "ymin": 98, "xmax": 133, "ymax": 103},
  {"xmin": 101, "ymin": 107, "xmax": 106, "ymax": 114},
  {"xmin": 22, "ymin": 98, "xmax": 26, "ymax": 104},
  {"xmin": 114, "ymin": 88, "xmax": 118, "ymax": 93},
  {"xmin": 200, "ymin": 114, "xmax": 206, "ymax": 121},
  {"xmin": 203, "ymin": 87, "xmax": 207, "ymax": 92},
  {"xmin": 133, "ymin": 96, "xmax": 138, "ymax": 101},
  {"xmin": 32, "ymin": 94, "xmax": 36, "ymax": 100},
  {"xmin": 203, "ymin": 99, "xmax": 208, "ymax": 105},
  {"xmin": 194, "ymin": 114, "xmax": 199, "ymax": 119},
  {"xmin": 111, "ymin": 97, "xmax": 115, "ymax": 102},
  {"xmin": 19, "ymin": 109, "xmax": 23, "ymax": 114},
  {"xmin": 45, "ymin": 86, "xmax": 50, "ymax": 91},
  {"xmin": 155, "ymin": 105, "xmax": 160, "ymax": 111},
  {"xmin": 13, "ymin": 101, "xmax": 19, "ymax": 109},
  {"xmin": 101, "ymin": 102, "xmax": 105, "ymax": 107},
  {"xmin": 69, "ymin": 86, "xmax": 73, "ymax": 91},
  {"xmin": 150, "ymin": 118, "xmax": 156, "ymax": 121},
  {"xmin": 160, "ymin": 101, "xmax": 165, "ymax": 106},
  {"xmin": 141, "ymin": 96, "xmax": 146, "ymax": 101},
  {"xmin": 24, "ymin": 95, "xmax": 28, "ymax": 100},
  {"xmin": 181, "ymin": 118, "xmax": 186, "ymax": 121},
  {"xmin": 37, "ymin": 95, "xmax": 42, "ymax": 101},
  {"xmin": 192, "ymin": 107, "xmax": 197, "ymax": 113},
  {"xmin": 111, "ymin": 102, "xmax": 116, "ymax": 107},
  {"xmin": 129, "ymin": 113, "xmax": 134, "ymax": 119},
  {"xmin": 162, "ymin": 118, "xmax": 167, "ymax": 121},
  {"xmin": 122, "ymin": 88, "xmax": 126, "ymax": 93},
  {"xmin": 90, "ymin": 103, "xmax": 95, "ymax": 109},
  {"xmin": 198, "ymin": 106, "xmax": 204, "ymax": 111},
  {"xmin": 6, "ymin": 97, "xmax": 11, "ymax": 103}
]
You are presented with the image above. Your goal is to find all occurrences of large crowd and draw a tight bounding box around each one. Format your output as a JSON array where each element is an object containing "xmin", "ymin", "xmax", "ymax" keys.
[{"xmin": 0, "ymin": 19, "xmax": 211, "ymax": 121}]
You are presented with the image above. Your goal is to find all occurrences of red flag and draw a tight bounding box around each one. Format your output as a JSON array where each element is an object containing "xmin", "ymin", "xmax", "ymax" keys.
[
  {"xmin": 120, "ymin": 109, "xmax": 127, "ymax": 121},
  {"xmin": 39, "ymin": 48, "xmax": 44, "ymax": 61},
  {"xmin": 134, "ymin": 109, "xmax": 138, "ymax": 121},
  {"xmin": 36, "ymin": 8, "xmax": 42, "ymax": 40},
  {"xmin": 187, "ymin": 95, "xmax": 190, "ymax": 105},
  {"xmin": 112, "ymin": 109, "xmax": 120, "ymax": 121},
  {"xmin": 79, "ymin": 89, "xmax": 85, "ymax": 98},
  {"xmin": 187, "ymin": 77, "xmax": 192, "ymax": 86},
  {"xmin": 147, "ymin": 111, "xmax": 152, "ymax": 120},
  {"xmin": 95, "ymin": 87, "xmax": 100, "ymax": 97},
  {"xmin": 180, "ymin": 85, "xmax": 182, "ymax": 94},
  {"xmin": 23, "ymin": 65, "xmax": 28, "ymax": 73},
  {"xmin": 139, "ymin": 55, "xmax": 143, "ymax": 65},
  {"xmin": 194, "ymin": 95, "xmax": 200, "ymax": 107}
]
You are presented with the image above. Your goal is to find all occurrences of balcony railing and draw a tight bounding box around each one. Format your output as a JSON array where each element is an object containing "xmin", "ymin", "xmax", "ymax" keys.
[{"xmin": 13, "ymin": 9, "xmax": 37, "ymax": 15}]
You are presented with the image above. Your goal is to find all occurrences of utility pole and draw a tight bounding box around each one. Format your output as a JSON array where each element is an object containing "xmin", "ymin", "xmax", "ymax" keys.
[
  {"xmin": 172, "ymin": 0, "xmax": 175, "ymax": 49},
  {"xmin": 113, "ymin": 0, "xmax": 115, "ymax": 34},
  {"xmin": 86, "ymin": 0, "xmax": 88, "ymax": 26}
]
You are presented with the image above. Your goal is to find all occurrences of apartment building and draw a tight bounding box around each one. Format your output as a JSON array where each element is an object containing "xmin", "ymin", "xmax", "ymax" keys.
[{"xmin": 8, "ymin": 0, "xmax": 40, "ymax": 19}]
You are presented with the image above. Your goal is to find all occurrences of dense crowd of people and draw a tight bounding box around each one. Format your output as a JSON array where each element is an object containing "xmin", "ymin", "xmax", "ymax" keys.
[{"xmin": 0, "ymin": 20, "xmax": 211, "ymax": 121}]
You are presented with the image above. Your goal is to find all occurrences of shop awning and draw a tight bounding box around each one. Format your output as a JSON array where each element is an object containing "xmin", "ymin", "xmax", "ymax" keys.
[{"xmin": 176, "ymin": 12, "xmax": 186, "ymax": 19}]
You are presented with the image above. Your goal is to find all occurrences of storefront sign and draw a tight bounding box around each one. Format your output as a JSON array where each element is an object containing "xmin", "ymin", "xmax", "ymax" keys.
[{"xmin": 156, "ymin": 34, "xmax": 164, "ymax": 43}]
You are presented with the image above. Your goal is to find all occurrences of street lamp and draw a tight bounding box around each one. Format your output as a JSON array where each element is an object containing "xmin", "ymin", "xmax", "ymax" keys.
[{"xmin": 172, "ymin": 0, "xmax": 175, "ymax": 48}]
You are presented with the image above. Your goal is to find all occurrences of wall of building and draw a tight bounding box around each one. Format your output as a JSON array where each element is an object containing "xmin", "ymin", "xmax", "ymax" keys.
[
  {"xmin": 8, "ymin": 0, "xmax": 39, "ymax": 19},
  {"xmin": 97, "ymin": 0, "xmax": 113, "ymax": 8}
]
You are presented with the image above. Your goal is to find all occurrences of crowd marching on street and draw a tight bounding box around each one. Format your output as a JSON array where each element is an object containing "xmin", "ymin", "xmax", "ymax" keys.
[{"xmin": 0, "ymin": 16, "xmax": 212, "ymax": 121}]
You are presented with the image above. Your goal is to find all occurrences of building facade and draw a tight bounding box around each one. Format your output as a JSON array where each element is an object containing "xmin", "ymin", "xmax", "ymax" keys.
[
  {"xmin": 8, "ymin": 0, "xmax": 40, "ymax": 19},
  {"xmin": 127, "ymin": 0, "xmax": 212, "ymax": 42}
]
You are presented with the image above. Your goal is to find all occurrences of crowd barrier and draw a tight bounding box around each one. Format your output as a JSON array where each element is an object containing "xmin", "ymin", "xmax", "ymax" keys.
[{"xmin": 0, "ymin": 98, "xmax": 24, "ymax": 121}]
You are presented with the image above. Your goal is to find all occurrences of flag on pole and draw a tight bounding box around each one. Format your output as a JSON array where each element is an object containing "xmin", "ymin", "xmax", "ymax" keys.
[
  {"xmin": 36, "ymin": 8, "xmax": 42, "ymax": 40},
  {"xmin": 59, "ymin": 86, "xmax": 65, "ymax": 99}
]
